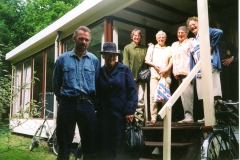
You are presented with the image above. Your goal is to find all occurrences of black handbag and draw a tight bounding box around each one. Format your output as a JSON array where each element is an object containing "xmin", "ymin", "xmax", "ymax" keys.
[
  {"xmin": 138, "ymin": 65, "xmax": 150, "ymax": 83},
  {"xmin": 125, "ymin": 121, "xmax": 145, "ymax": 148},
  {"xmin": 137, "ymin": 45, "xmax": 155, "ymax": 83}
]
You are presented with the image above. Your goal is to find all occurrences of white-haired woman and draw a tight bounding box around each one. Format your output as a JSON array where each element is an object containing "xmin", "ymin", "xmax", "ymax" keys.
[{"xmin": 145, "ymin": 30, "xmax": 172, "ymax": 123}]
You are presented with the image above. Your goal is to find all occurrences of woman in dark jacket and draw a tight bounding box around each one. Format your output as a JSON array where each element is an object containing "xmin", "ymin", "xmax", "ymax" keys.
[{"xmin": 97, "ymin": 42, "xmax": 138, "ymax": 159}]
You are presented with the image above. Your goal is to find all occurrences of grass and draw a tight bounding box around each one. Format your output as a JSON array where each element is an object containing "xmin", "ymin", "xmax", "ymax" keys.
[{"xmin": 0, "ymin": 130, "xmax": 78, "ymax": 160}]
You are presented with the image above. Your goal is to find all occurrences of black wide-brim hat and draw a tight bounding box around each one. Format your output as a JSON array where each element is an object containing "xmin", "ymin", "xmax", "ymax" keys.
[{"xmin": 99, "ymin": 42, "xmax": 120, "ymax": 54}]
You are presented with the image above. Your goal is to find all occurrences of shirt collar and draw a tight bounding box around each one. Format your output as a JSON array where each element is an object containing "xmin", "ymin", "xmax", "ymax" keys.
[
  {"xmin": 178, "ymin": 39, "xmax": 188, "ymax": 45},
  {"xmin": 131, "ymin": 42, "xmax": 140, "ymax": 48},
  {"xmin": 70, "ymin": 50, "xmax": 91, "ymax": 58},
  {"xmin": 155, "ymin": 44, "xmax": 167, "ymax": 49}
]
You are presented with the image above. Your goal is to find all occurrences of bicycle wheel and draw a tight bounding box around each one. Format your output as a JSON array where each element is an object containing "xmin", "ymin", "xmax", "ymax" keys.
[
  {"xmin": 29, "ymin": 126, "xmax": 41, "ymax": 151},
  {"xmin": 201, "ymin": 131, "xmax": 238, "ymax": 159},
  {"xmin": 52, "ymin": 130, "xmax": 59, "ymax": 156}
]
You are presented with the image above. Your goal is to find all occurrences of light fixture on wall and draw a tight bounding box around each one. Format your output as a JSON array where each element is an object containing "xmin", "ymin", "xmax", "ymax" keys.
[{"xmin": 142, "ymin": 18, "xmax": 150, "ymax": 26}]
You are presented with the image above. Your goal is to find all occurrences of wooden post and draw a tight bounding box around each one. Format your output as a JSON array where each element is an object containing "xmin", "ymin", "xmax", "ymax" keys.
[
  {"xmin": 163, "ymin": 104, "xmax": 172, "ymax": 160},
  {"xmin": 197, "ymin": 0, "xmax": 216, "ymax": 126}
]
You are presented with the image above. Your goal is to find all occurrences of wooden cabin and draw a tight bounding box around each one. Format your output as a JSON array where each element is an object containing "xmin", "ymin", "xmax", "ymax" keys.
[{"xmin": 5, "ymin": 0, "xmax": 238, "ymax": 158}]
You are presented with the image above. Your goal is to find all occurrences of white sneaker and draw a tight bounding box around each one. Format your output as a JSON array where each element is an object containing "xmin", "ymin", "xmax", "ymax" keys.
[
  {"xmin": 178, "ymin": 118, "xmax": 194, "ymax": 123},
  {"xmin": 197, "ymin": 118, "xmax": 205, "ymax": 123},
  {"xmin": 178, "ymin": 112, "xmax": 193, "ymax": 123}
]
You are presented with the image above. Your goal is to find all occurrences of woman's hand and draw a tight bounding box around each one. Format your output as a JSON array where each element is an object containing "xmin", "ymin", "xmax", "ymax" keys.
[
  {"xmin": 174, "ymin": 75, "xmax": 179, "ymax": 80},
  {"xmin": 126, "ymin": 114, "xmax": 134, "ymax": 123},
  {"xmin": 148, "ymin": 42, "xmax": 153, "ymax": 46},
  {"xmin": 154, "ymin": 65, "xmax": 161, "ymax": 73},
  {"xmin": 159, "ymin": 68, "xmax": 168, "ymax": 77}
]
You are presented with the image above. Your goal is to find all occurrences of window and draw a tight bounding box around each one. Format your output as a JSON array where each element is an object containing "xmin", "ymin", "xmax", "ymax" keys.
[
  {"xmin": 21, "ymin": 59, "xmax": 31, "ymax": 118},
  {"xmin": 88, "ymin": 23, "xmax": 104, "ymax": 60},
  {"xmin": 63, "ymin": 38, "xmax": 74, "ymax": 52},
  {"xmin": 12, "ymin": 64, "xmax": 22, "ymax": 116},
  {"xmin": 32, "ymin": 53, "xmax": 43, "ymax": 117},
  {"xmin": 45, "ymin": 47, "xmax": 55, "ymax": 118}
]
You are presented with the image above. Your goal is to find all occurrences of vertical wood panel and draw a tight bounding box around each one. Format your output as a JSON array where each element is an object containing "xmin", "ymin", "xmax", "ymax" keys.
[{"xmin": 104, "ymin": 17, "xmax": 113, "ymax": 42}]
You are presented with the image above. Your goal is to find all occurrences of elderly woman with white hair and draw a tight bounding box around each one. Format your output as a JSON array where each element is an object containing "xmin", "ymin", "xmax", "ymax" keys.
[{"xmin": 145, "ymin": 30, "xmax": 172, "ymax": 124}]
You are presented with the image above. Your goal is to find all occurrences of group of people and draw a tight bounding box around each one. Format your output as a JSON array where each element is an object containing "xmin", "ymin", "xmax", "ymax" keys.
[{"xmin": 52, "ymin": 15, "xmax": 238, "ymax": 159}]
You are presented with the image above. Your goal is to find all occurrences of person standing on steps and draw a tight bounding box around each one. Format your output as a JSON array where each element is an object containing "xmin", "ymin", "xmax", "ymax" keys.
[
  {"xmin": 52, "ymin": 26, "xmax": 100, "ymax": 160},
  {"xmin": 171, "ymin": 26, "xmax": 194, "ymax": 123},
  {"xmin": 211, "ymin": 20, "xmax": 239, "ymax": 101},
  {"xmin": 145, "ymin": 30, "xmax": 172, "ymax": 124},
  {"xmin": 186, "ymin": 16, "xmax": 223, "ymax": 123}
]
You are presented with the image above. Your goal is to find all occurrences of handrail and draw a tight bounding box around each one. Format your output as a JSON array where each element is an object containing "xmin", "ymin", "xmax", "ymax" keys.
[
  {"xmin": 158, "ymin": 60, "xmax": 201, "ymax": 118},
  {"xmin": 157, "ymin": 60, "xmax": 201, "ymax": 160}
]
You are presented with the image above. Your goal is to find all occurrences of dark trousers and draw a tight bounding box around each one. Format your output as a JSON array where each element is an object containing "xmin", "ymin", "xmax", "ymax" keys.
[
  {"xmin": 56, "ymin": 98, "xmax": 97, "ymax": 160},
  {"xmin": 192, "ymin": 79, "xmax": 204, "ymax": 121},
  {"xmin": 97, "ymin": 111, "xmax": 139, "ymax": 160},
  {"xmin": 220, "ymin": 63, "xmax": 239, "ymax": 101}
]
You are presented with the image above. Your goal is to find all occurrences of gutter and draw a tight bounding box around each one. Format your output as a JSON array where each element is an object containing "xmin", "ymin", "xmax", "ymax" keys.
[{"xmin": 53, "ymin": 31, "xmax": 62, "ymax": 130}]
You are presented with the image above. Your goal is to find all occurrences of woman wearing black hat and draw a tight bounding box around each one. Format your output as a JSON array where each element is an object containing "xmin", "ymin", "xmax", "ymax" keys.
[{"xmin": 97, "ymin": 42, "xmax": 138, "ymax": 159}]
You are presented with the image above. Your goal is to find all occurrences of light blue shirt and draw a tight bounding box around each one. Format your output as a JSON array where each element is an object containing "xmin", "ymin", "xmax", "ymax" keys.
[
  {"xmin": 52, "ymin": 50, "xmax": 100, "ymax": 99},
  {"xmin": 190, "ymin": 27, "xmax": 222, "ymax": 77}
]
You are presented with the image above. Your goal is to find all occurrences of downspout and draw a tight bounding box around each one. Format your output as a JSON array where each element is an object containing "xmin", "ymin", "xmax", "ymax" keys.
[{"xmin": 53, "ymin": 31, "xmax": 62, "ymax": 129}]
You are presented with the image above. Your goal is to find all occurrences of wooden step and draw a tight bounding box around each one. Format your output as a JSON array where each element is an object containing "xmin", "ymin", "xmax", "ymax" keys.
[
  {"xmin": 145, "ymin": 141, "xmax": 194, "ymax": 147},
  {"xmin": 139, "ymin": 158, "xmax": 157, "ymax": 160},
  {"xmin": 142, "ymin": 122, "xmax": 202, "ymax": 130}
]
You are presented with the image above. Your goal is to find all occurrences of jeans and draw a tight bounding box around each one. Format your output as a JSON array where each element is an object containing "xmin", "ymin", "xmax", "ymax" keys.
[{"xmin": 56, "ymin": 97, "xmax": 97, "ymax": 160}]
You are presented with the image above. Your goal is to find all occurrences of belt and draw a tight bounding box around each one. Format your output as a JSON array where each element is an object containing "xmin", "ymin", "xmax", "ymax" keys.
[
  {"xmin": 78, "ymin": 95, "xmax": 92, "ymax": 99},
  {"xmin": 60, "ymin": 95, "xmax": 92, "ymax": 100}
]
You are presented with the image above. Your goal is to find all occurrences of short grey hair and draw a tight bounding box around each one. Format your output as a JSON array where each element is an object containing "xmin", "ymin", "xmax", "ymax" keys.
[
  {"xmin": 178, "ymin": 26, "xmax": 189, "ymax": 34},
  {"xmin": 73, "ymin": 26, "xmax": 91, "ymax": 38},
  {"xmin": 156, "ymin": 30, "xmax": 167, "ymax": 39}
]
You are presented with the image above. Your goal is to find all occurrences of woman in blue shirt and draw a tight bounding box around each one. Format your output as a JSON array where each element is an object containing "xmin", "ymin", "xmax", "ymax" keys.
[{"xmin": 186, "ymin": 16, "xmax": 223, "ymax": 123}]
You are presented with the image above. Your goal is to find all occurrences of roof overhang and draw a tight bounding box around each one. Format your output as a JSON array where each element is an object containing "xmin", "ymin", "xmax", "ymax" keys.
[{"xmin": 6, "ymin": 0, "xmax": 137, "ymax": 63}]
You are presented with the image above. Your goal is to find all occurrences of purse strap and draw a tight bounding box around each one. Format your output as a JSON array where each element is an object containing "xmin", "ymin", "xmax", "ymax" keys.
[
  {"xmin": 142, "ymin": 45, "xmax": 155, "ymax": 69},
  {"xmin": 150, "ymin": 45, "xmax": 155, "ymax": 61}
]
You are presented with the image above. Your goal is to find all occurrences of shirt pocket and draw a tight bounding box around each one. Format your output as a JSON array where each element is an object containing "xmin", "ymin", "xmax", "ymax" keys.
[
  {"xmin": 63, "ymin": 65, "xmax": 76, "ymax": 80},
  {"xmin": 84, "ymin": 66, "xmax": 95, "ymax": 82}
]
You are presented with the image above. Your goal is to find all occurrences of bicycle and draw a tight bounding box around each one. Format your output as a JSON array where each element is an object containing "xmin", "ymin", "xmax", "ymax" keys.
[
  {"xmin": 200, "ymin": 100, "xmax": 239, "ymax": 160},
  {"xmin": 29, "ymin": 106, "xmax": 59, "ymax": 156}
]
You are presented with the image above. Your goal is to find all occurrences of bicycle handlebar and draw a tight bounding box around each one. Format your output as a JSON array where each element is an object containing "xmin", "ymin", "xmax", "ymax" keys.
[{"xmin": 215, "ymin": 99, "xmax": 239, "ymax": 125}]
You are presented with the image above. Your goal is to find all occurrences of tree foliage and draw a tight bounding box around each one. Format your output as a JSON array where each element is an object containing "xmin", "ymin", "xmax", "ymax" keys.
[
  {"xmin": 0, "ymin": 0, "xmax": 82, "ymax": 134},
  {"xmin": 0, "ymin": 0, "xmax": 82, "ymax": 73}
]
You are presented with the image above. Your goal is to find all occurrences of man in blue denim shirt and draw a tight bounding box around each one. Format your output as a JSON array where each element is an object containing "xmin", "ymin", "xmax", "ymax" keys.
[{"xmin": 53, "ymin": 26, "xmax": 100, "ymax": 160}]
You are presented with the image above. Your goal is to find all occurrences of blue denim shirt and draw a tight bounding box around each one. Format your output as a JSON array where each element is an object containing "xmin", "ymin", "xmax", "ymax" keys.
[
  {"xmin": 190, "ymin": 27, "xmax": 223, "ymax": 77},
  {"xmin": 52, "ymin": 50, "xmax": 100, "ymax": 99}
]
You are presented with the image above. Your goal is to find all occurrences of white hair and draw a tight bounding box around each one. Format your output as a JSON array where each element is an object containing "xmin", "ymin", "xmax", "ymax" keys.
[{"xmin": 156, "ymin": 30, "xmax": 167, "ymax": 39}]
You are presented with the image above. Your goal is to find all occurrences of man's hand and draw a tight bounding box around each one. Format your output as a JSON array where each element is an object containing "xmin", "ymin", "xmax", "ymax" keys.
[
  {"xmin": 222, "ymin": 57, "xmax": 234, "ymax": 66},
  {"xmin": 126, "ymin": 115, "xmax": 134, "ymax": 123}
]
